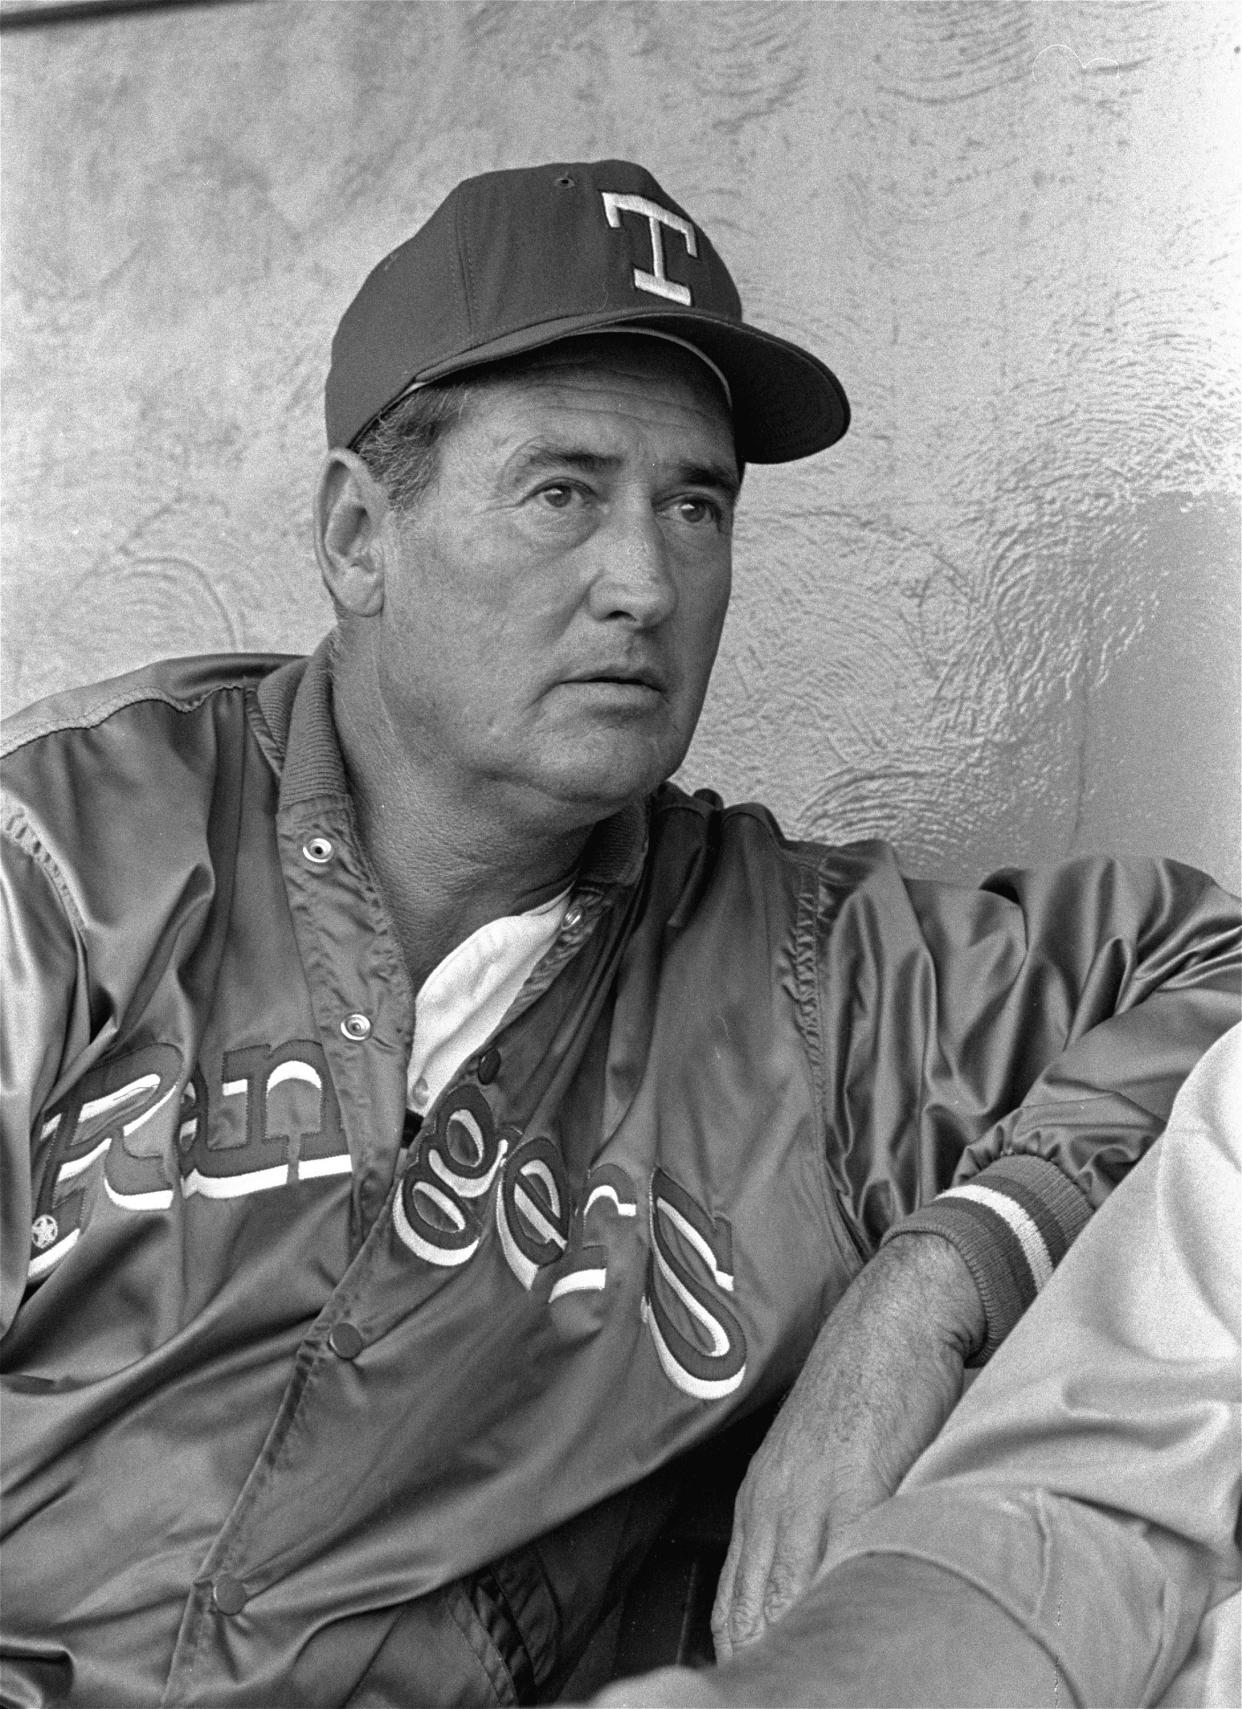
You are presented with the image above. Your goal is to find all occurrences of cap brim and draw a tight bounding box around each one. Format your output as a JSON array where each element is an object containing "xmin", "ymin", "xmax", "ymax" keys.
[{"xmin": 411, "ymin": 306, "xmax": 849, "ymax": 464}]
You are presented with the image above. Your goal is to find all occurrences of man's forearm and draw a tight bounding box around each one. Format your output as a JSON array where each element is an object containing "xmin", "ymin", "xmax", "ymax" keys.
[
  {"xmin": 711, "ymin": 1232, "xmax": 985, "ymax": 1656},
  {"xmin": 855, "ymin": 1230, "xmax": 986, "ymax": 1361}
]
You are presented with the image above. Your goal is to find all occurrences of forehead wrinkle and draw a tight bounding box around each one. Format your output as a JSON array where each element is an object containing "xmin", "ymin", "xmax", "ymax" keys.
[
  {"xmin": 513, "ymin": 443, "xmax": 624, "ymax": 478},
  {"xmin": 460, "ymin": 360, "xmax": 739, "ymax": 497}
]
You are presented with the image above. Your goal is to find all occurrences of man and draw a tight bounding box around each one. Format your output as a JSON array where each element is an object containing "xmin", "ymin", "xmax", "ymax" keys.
[
  {"xmin": 1, "ymin": 159, "xmax": 1238, "ymax": 1707},
  {"xmin": 593, "ymin": 1023, "xmax": 1242, "ymax": 1707}
]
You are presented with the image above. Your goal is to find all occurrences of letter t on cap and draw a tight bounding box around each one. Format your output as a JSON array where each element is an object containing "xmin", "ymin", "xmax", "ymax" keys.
[{"xmin": 601, "ymin": 191, "xmax": 699, "ymax": 305}]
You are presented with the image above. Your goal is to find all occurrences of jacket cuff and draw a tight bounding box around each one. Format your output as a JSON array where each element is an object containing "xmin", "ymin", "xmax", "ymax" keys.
[{"xmin": 880, "ymin": 1155, "xmax": 1092, "ymax": 1359}]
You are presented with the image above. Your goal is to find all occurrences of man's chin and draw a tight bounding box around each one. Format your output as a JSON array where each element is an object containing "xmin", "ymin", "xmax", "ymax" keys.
[{"xmin": 528, "ymin": 734, "xmax": 684, "ymax": 820}]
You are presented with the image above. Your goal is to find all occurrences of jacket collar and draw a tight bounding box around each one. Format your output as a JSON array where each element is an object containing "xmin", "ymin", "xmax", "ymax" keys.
[{"xmin": 254, "ymin": 636, "xmax": 648, "ymax": 893}]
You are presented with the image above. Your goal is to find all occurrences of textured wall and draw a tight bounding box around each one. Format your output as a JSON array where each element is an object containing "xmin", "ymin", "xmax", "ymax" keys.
[{"xmin": 3, "ymin": 1, "xmax": 1238, "ymax": 886}]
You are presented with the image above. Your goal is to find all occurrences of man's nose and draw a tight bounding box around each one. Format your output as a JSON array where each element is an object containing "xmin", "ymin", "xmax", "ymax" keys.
[{"xmin": 585, "ymin": 503, "xmax": 678, "ymax": 627}]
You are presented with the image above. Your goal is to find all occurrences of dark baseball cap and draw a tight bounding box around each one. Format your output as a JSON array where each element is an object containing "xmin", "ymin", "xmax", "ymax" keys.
[{"xmin": 325, "ymin": 159, "xmax": 849, "ymax": 464}]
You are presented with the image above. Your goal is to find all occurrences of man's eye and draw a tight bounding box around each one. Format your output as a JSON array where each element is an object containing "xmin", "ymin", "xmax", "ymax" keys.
[
  {"xmin": 674, "ymin": 497, "xmax": 723, "ymax": 527},
  {"xmin": 536, "ymin": 484, "xmax": 580, "ymax": 510}
]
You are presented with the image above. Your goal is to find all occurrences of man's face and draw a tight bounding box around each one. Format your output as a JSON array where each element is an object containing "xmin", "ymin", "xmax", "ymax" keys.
[{"xmin": 370, "ymin": 337, "xmax": 739, "ymax": 823}]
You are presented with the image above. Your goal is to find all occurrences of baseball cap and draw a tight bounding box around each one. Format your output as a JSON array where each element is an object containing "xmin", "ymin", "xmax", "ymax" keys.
[{"xmin": 325, "ymin": 159, "xmax": 850, "ymax": 464}]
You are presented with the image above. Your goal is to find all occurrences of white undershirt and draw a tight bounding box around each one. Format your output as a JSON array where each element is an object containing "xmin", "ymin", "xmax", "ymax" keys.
[{"xmin": 405, "ymin": 888, "xmax": 573, "ymax": 1116}]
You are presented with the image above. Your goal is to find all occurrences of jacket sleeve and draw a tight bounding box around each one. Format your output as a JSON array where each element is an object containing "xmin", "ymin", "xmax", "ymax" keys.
[
  {"xmin": 813, "ymin": 846, "xmax": 1240, "ymax": 1354},
  {"xmin": 800, "ymin": 1027, "xmax": 1242, "ymax": 1706},
  {"xmin": 0, "ymin": 809, "xmax": 91, "ymax": 1336},
  {"xmin": 596, "ymin": 1027, "xmax": 1242, "ymax": 1709}
]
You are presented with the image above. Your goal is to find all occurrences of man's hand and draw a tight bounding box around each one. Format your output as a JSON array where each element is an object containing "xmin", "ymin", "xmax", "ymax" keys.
[
  {"xmin": 711, "ymin": 1233, "xmax": 984, "ymax": 1660},
  {"xmin": 587, "ymin": 1666, "xmax": 726, "ymax": 1707}
]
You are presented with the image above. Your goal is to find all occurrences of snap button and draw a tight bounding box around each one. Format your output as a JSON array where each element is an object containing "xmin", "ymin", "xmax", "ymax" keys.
[
  {"xmin": 477, "ymin": 1047, "xmax": 501, "ymax": 1084},
  {"xmin": 302, "ymin": 837, "xmax": 334, "ymax": 865},
  {"xmin": 328, "ymin": 1321, "xmax": 364, "ymax": 1360},
  {"xmin": 340, "ymin": 1013, "xmax": 372, "ymax": 1041},
  {"xmin": 212, "ymin": 1574, "xmax": 248, "ymax": 1614},
  {"xmin": 30, "ymin": 1214, "xmax": 59, "ymax": 1250}
]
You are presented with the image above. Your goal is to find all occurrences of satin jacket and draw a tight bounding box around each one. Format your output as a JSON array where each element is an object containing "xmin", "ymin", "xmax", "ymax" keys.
[
  {"xmin": 2, "ymin": 646, "xmax": 1238, "ymax": 1708},
  {"xmin": 637, "ymin": 1026, "xmax": 1242, "ymax": 1708}
]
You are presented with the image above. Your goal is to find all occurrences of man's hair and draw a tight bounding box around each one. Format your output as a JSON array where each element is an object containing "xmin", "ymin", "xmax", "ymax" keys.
[{"xmin": 352, "ymin": 382, "xmax": 470, "ymax": 513}]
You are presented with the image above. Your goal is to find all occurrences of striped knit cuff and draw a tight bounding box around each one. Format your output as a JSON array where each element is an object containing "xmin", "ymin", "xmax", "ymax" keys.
[{"xmin": 880, "ymin": 1155, "xmax": 1093, "ymax": 1361}]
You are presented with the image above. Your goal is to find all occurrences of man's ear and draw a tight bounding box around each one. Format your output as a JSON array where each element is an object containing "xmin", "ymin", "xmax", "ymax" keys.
[{"xmin": 314, "ymin": 449, "xmax": 390, "ymax": 617}]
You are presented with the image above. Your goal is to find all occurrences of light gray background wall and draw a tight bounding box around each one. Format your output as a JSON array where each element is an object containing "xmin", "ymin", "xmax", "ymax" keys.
[{"xmin": 3, "ymin": 0, "xmax": 1238, "ymax": 887}]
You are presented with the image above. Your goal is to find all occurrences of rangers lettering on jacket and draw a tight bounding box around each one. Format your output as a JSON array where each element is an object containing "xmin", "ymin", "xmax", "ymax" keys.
[
  {"xmin": 30, "ymin": 1051, "xmax": 747, "ymax": 1404},
  {"xmin": 28, "ymin": 1041, "xmax": 352, "ymax": 1278},
  {"xmin": 394, "ymin": 1086, "xmax": 748, "ymax": 1403}
]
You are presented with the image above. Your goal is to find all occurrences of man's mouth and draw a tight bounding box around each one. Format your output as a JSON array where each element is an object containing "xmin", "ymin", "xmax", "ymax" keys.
[{"xmin": 568, "ymin": 665, "xmax": 665, "ymax": 694}]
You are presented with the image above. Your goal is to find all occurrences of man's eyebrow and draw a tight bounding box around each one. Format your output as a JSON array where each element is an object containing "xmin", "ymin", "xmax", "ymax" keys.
[
  {"xmin": 511, "ymin": 442, "xmax": 741, "ymax": 497},
  {"xmin": 678, "ymin": 459, "xmax": 742, "ymax": 500}
]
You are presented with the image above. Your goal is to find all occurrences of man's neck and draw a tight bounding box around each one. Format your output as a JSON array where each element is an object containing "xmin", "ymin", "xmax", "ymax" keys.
[
  {"xmin": 354, "ymin": 777, "xmax": 587, "ymax": 996},
  {"xmin": 332, "ymin": 675, "xmax": 592, "ymax": 997}
]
